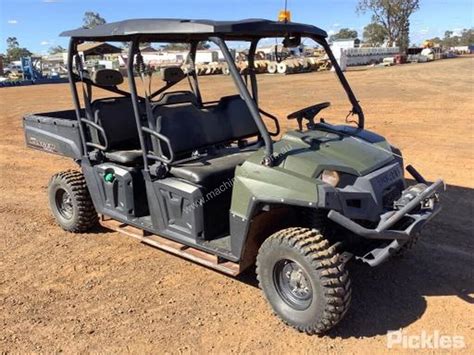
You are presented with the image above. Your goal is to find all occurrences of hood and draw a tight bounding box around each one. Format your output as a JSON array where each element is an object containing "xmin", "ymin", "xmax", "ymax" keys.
[{"xmin": 273, "ymin": 128, "xmax": 395, "ymax": 178}]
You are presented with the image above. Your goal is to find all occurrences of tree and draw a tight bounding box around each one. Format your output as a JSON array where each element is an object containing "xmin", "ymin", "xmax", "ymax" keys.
[
  {"xmin": 357, "ymin": 0, "xmax": 420, "ymax": 53},
  {"xmin": 48, "ymin": 45, "xmax": 66, "ymax": 54},
  {"xmin": 363, "ymin": 22, "xmax": 388, "ymax": 46},
  {"xmin": 82, "ymin": 11, "xmax": 106, "ymax": 29},
  {"xmin": 460, "ymin": 28, "xmax": 474, "ymax": 46},
  {"xmin": 442, "ymin": 31, "xmax": 459, "ymax": 48},
  {"xmin": 427, "ymin": 37, "xmax": 443, "ymax": 46},
  {"xmin": 329, "ymin": 28, "xmax": 358, "ymax": 42},
  {"xmin": 5, "ymin": 37, "xmax": 32, "ymax": 63},
  {"xmin": 6, "ymin": 48, "xmax": 32, "ymax": 62},
  {"xmin": 7, "ymin": 37, "xmax": 19, "ymax": 49},
  {"xmin": 427, "ymin": 28, "xmax": 474, "ymax": 48}
]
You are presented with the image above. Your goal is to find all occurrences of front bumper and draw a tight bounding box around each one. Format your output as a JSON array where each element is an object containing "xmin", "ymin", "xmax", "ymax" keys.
[{"xmin": 328, "ymin": 172, "xmax": 445, "ymax": 266}]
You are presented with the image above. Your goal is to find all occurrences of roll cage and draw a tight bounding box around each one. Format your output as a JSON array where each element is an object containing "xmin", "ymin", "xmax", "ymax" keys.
[{"xmin": 62, "ymin": 18, "xmax": 365, "ymax": 169}]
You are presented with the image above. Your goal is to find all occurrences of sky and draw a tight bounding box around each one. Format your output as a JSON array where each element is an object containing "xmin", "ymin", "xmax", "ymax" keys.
[{"xmin": 0, "ymin": 0, "xmax": 473, "ymax": 54}]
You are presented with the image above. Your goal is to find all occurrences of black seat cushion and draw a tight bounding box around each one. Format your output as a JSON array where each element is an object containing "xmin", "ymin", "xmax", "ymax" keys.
[
  {"xmin": 152, "ymin": 95, "xmax": 259, "ymax": 157},
  {"xmin": 170, "ymin": 151, "xmax": 254, "ymax": 185},
  {"xmin": 89, "ymin": 97, "xmax": 143, "ymax": 165},
  {"xmin": 105, "ymin": 150, "xmax": 142, "ymax": 164},
  {"xmin": 91, "ymin": 97, "xmax": 141, "ymax": 151}
]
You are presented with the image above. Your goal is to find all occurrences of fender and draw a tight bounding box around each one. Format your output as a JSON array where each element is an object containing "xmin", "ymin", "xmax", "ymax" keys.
[{"xmin": 229, "ymin": 161, "xmax": 328, "ymax": 263}]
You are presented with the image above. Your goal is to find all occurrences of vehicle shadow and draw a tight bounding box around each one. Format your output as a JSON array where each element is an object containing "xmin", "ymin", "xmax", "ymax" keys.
[
  {"xmin": 237, "ymin": 183, "xmax": 474, "ymax": 338},
  {"xmin": 88, "ymin": 224, "xmax": 115, "ymax": 235}
]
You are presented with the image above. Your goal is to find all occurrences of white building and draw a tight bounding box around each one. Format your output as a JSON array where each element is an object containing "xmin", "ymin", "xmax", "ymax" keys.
[
  {"xmin": 119, "ymin": 49, "xmax": 224, "ymax": 68},
  {"xmin": 331, "ymin": 38, "xmax": 399, "ymax": 69}
]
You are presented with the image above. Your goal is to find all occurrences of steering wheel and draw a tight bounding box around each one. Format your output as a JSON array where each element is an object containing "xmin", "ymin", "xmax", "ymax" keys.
[{"xmin": 287, "ymin": 102, "xmax": 331, "ymax": 130}]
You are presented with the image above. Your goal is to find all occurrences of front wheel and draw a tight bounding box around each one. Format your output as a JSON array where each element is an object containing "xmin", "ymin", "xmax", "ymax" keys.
[
  {"xmin": 48, "ymin": 170, "xmax": 98, "ymax": 232},
  {"xmin": 256, "ymin": 227, "xmax": 351, "ymax": 335}
]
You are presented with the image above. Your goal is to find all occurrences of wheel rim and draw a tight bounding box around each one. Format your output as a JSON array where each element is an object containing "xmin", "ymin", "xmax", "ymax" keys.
[
  {"xmin": 55, "ymin": 188, "xmax": 73, "ymax": 220},
  {"xmin": 273, "ymin": 259, "xmax": 313, "ymax": 310}
]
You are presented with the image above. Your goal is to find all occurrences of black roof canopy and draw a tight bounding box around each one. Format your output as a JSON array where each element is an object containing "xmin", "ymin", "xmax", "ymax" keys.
[{"xmin": 60, "ymin": 18, "xmax": 327, "ymax": 41}]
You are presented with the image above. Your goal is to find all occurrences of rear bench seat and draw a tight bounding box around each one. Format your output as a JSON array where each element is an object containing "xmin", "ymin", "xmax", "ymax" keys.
[
  {"xmin": 90, "ymin": 92, "xmax": 200, "ymax": 164},
  {"xmin": 152, "ymin": 95, "xmax": 260, "ymax": 186},
  {"xmin": 86, "ymin": 67, "xmax": 198, "ymax": 165},
  {"xmin": 90, "ymin": 97, "xmax": 143, "ymax": 164}
]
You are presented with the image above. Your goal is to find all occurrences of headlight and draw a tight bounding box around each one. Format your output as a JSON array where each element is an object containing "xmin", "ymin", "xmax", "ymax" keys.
[{"xmin": 321, "ymin": 170, "xmax": 340, "ymax": 187}]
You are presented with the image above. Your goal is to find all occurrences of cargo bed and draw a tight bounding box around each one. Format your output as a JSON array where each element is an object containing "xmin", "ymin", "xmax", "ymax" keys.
[{"xmin": 23, "ymin": 109, "xmax": 84, "ymax": 159}]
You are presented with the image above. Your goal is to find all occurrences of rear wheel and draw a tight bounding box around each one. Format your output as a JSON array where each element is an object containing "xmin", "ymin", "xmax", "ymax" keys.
[
  {"xmin": 48, "ymin": 170, "xmax": 98, "ymax": 232},
  {"xmin": 256, "ymin": 227, "xmax": 351, "ymax": 335}
]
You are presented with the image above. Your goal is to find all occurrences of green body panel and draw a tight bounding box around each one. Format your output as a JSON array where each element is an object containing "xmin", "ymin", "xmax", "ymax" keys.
[
  {"xmin": 231, "ymin": 127, "xmax": 394, "ymax": 217},
  {"xmin": 276, "ymin": 130, "xmax": 393, "ymax": 177},
  {"xmin": 231, "ymin": 164, "xmax": 320, "ymax": 218}
]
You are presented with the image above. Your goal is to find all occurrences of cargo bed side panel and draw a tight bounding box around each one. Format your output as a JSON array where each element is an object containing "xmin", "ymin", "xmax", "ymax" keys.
[{"xmin": 23, "ymin": 110, "xmax": 83, "ymax": 160}]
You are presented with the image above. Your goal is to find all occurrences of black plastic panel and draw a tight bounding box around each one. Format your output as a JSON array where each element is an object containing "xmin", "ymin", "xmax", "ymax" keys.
[{"xmin": 23, "ymin": 111, "xmax": 83, "ymax": 159}]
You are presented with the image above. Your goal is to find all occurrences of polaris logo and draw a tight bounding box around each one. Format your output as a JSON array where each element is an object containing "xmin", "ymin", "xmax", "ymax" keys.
[
  {"xmin": 374, "ymin": 167, "xmax": 401, "ymax": 187},
  {"xmin": 28, "ymin": 137, "xmax": 57, "ymax": 153}
]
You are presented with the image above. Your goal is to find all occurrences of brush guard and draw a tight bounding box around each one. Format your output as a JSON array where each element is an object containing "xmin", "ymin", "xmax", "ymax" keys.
[{"xmin": 328, "ymin": 167, "xmax": 445, "ymax": 267}]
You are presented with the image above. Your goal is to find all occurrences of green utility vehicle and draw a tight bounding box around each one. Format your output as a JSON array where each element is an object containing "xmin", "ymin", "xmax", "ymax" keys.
[{"xmin": 23, "ymin": 19, "xmax": 444, "ymax": 334}]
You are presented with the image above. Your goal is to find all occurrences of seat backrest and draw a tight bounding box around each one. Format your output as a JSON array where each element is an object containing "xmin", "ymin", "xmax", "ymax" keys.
[
  {"xmin": 91, "ymin": 97, "xmax": 140, "ymax": 151},
  {"xmin": 155, "ymin": 91, "xmax": 198, "ymax": 106},
  {"xmin": 212, "ymin": 95, "xmax": 259, "ymax": 140},
  {"xmin": 152, "ymin": 95, "xmax": 259, "ymax": 157}
]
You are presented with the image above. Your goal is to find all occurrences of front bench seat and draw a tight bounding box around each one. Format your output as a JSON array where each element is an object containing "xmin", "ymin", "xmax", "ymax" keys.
[
  {"xmin": 151, "ymin": 95, "xmax": 260, "ymax": 186},
  {"xmin": 170, "ymin": 151, "xmax": 254, "ymax": 185}
]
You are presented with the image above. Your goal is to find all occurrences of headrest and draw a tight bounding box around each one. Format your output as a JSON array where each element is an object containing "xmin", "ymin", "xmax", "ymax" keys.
[
  {"xmin": 91, "ymin": 69, "xmax": 124, "ymax": 86},
  {"xmin": 160, "ymin": 66, "xmax": 185, "ymax": 84}
]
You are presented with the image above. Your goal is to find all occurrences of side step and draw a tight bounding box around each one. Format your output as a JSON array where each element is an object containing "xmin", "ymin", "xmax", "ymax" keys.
[{"xmin": 99, "ymin": 216, "xmax": 241, "ymax": 276}]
